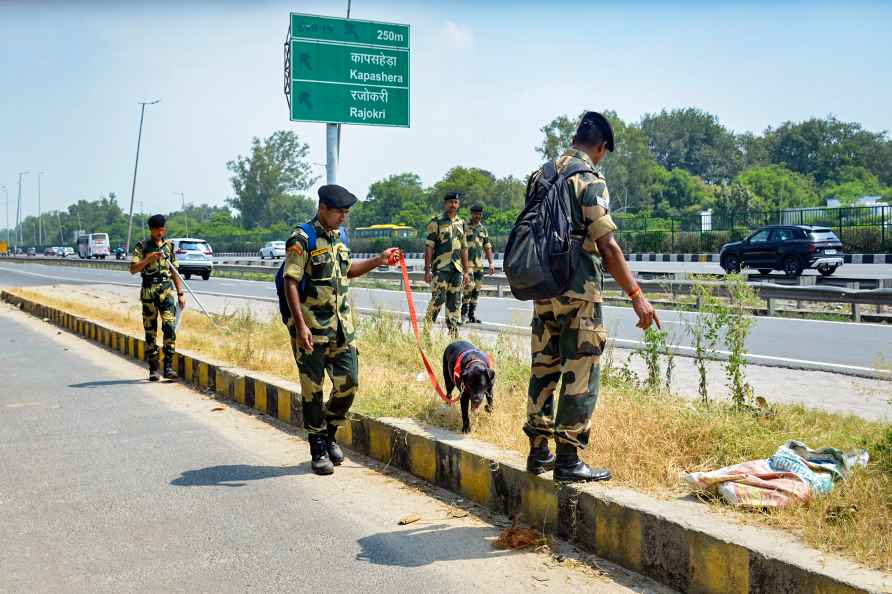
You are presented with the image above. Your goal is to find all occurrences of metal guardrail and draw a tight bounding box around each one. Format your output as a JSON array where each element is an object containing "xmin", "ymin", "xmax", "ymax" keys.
[{"xmin": 3, "ymin": 255, "xmax": 890, "ymax": 322}]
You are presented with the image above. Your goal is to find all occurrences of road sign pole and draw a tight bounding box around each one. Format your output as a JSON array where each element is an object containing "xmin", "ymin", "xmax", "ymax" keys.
[
  {"xmin": 126, "ymin": 99, "xmax": 160, "ymax": 254},
  {"xmin": 326, "ymin": 123, "xmax": 339, "ymax": 184}
]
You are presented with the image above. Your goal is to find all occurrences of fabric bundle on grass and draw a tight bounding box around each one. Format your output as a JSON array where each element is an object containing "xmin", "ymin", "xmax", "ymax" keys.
[{"xmin": 682, "ymin": 440, "xmax": 869, "ymax": 508}]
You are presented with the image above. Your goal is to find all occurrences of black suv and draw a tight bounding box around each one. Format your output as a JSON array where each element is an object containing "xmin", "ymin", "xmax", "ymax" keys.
[{"xmin": 719, "ymin": 225, "xmax": 844, "ymax": 276}]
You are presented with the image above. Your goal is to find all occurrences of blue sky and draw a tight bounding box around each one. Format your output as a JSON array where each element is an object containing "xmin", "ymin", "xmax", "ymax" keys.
[{"xmin": 1, "ymin": 0, "xmax": 891, "ymax": 222}]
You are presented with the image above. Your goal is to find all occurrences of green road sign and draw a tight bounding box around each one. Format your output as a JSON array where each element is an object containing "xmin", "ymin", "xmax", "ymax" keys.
[{"xmin": 287, "ymin": 13, "xmax": 410, "ymax": 127}]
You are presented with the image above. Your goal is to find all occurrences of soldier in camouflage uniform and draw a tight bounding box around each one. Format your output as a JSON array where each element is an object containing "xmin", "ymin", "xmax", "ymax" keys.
[
  {"xmin": 424, "ymin": 191, "xmax": 469, "ymax": 337},
  {"xmin": 130, "ymin": 214, "xmax": 186, "ymax": 381},
  {"xmin": 524, "ymin": 112, "xmax": 659, "ymax": 482},
  {"xmin": 282, "ymin": 184, "xmax": 398, "ymax": 476},
  {"xmin": 461, "ymin": 204, "xmax": 494, "ymax": 324}
]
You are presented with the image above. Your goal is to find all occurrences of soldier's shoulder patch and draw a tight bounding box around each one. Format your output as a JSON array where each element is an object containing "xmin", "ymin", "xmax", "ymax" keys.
[{"xmin": 288, "ymin": 242, "xmax": 304, "ymax": 257}]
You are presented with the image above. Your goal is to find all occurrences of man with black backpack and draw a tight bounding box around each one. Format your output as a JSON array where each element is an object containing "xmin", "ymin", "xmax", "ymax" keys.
[
  {"xmin": 509, "ymin": 112, "xmax": 659, "ymax": 482},
  {"xmin": 280, "ymin": 184, "xmax": 398, "ymax": 475}
]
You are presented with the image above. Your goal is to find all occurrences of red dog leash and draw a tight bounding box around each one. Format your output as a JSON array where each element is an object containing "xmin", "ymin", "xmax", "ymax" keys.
[{"xmin": 398, "ymin": 252, "xmax": 458, "ymax": 405}]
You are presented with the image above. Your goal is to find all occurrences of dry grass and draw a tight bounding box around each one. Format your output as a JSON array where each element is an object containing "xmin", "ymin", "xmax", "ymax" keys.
[{"xmin": 10, "ymin": 286, "xmax": 892, "ymax": 571}]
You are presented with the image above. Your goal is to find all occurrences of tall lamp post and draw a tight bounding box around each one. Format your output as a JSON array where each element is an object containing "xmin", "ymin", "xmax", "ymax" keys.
[
  {"xmin": 37, "ymin": 171, "xmax": 44, "ymax": 246},
  {"xmin": 16, "ymin": 171, "xmax": 29, "ymax": 250},
  {"xmin": 2, "ymin": 185, "xmax": 9, "ymax": 253},
  {"xmin": 125, "ymin": 99, "xmax": 161, "ymax": 253},
  {"xmin": 173, "ymin": 191, "xmax": 187, "ymax": 236}
]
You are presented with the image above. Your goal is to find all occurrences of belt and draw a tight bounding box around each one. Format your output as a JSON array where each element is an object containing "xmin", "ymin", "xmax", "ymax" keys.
[{"xmin": 141, "ymin": 276, "xmax": 171, "ymax": 288}]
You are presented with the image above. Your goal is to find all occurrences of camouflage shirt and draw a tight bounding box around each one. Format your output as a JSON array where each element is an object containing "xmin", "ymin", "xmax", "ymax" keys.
[
  {"xmin": 425, "ymin": 213, "xmax": 467, "ymax": 273},
  {"xmin": 466, "ymin": 221, "xmax": 492, "ymax": 271},
  {"xmin": 283, "ymin": 218, "xmax": 354, "ymax": 344},
  {"xmin": 530, "ymin": 148, "xmax": 618, "ymax": 302},
  {"xmin": 132, "ymin": 239, "xmax": 177, "ymax": 282}
]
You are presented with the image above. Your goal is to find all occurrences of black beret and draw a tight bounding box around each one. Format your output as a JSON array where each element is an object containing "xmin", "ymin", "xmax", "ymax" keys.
[
  {"xmin": 444, "ymin": 191, "xmax": 462, "ymax": 201},
  {"xmin": 318, "ymin": 184, "xmax": 357, "ymax": 209},
  {"xmin": 577, "ymin": 111, "xmax": 615, "ymax": 152},
  {"xmin": 470, "ymin": 204, "xmax": 484, "ymax": 213},
  {"xmin": 147, "ymin": 214, "xmax": 166, "ymax": 229}
]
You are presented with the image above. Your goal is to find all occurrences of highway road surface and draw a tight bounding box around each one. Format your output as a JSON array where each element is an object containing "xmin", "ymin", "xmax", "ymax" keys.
[
  {"xmin": 0, "ymin": 260, "xmax": 889, "ymax": 374},
  {"xmin": 0, "ymin": 302, "xmax": 672, "ymax": 594}
]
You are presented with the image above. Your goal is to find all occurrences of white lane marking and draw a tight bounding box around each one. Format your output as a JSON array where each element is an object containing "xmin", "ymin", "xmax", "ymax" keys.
[{"xmin": 2, "ymin": 264, "xmax": 888, "ymax": 374}]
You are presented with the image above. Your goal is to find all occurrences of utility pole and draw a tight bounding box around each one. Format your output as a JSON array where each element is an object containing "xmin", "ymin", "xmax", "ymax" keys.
[
  {"xmin": 37, "ymin": 171, "xmax": 44, "ymax": 246},
  {"xmin": 173, "ymin": 191, "xmax": 188, "ymax": 236},
  {"xmin": 139, "ymin": 200, "xmax": 145, "ymax": 238},
  {"xmin": 2, "ymin": 185, "xmax": 8, "ymax": 252},
  {"xmin": 16, "ymin": 171, "xmax": 29, "ymax": 250},
  {"xmin": 126, "ymin": 99, "xmax": 160, "ymax": 253},
  {"xmin": 57, "ymin": 210, "xmax": 64, "ymax": 244}
]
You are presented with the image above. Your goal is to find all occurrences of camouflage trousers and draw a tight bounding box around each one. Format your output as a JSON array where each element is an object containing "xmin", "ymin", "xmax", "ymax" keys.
[
  {"xmin": 524, "ymin": 297, "xmax": 607, "ymax": 449},
  {"xmin": 425, "ymin": 268, "xmax": 463, "ymax": 333},
  {"xmin": 289, "ymin": 327, "xmax": 359, "ymax": 436},
  {"xmin": 141, "ymin": 281, "xmax": 177, "ymax": 365},
  {"xmin": 461, "ymin": 269, "xmax": 484, "ymax": 307}
]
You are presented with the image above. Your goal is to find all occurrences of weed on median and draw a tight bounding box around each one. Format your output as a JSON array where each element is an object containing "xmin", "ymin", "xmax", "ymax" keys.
[{"xmin": 10, "ymin": 286, "xmax": 892, "ymax": 571}]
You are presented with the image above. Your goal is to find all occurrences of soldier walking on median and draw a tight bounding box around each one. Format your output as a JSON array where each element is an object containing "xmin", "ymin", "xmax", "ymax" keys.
[
  {"xmin": 129, "ymin": 214, "xmax": 186, "ymax": 382},
  {"xmin": 523, "ymin": 112, "xmax": 659, "ymax": 482},
  {"xmin": 282, "ymin": 184, "xmax": 398, "ymax": 476},
  {"xmin": 461, "ymin": 204, "xmax": 495, "ymax": 324},
  {"xmin": 424, "ymin": 191, "xmax": 469, "ymax": 337}
]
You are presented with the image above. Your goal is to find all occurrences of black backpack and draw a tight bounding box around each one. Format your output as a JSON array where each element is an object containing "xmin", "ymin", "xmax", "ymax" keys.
[
  {"xmin": 275, "ymin": 223, "xmax": 349, "ymax": 324},
  {"xmin": 503, "ymin": 160, "xmax": 590, "ymax": 301}
]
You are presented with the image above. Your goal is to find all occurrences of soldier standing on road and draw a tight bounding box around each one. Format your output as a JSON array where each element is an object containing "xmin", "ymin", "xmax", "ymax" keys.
[
  {"xmin": 461, "ymin": 204, "xmax": 495, "ymax": 324},
  {"xmin": 282, "ymin": 185, "xmax": 398, "ymax": 476},
  {"xmin": 424, "ymin": 191, "xmax": 469, "ymax": 337},
  {"xmin": 524, "ymin": 112, "xmax": 659, "ymax": 482},
  {"xmin": 129, "ymin": 214, "xmax": 186, "ymax": 382}
]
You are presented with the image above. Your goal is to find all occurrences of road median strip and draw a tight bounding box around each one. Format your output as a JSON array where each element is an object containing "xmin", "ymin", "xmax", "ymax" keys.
[{"xmin": 3, "ymin": 289, "xmax": 889, "ymax": 594}]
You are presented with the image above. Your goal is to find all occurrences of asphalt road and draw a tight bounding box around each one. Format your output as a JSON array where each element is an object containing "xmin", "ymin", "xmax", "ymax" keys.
[
  {"xmin": 0, "ymin": 304, "xmax": 669, "ymax": 594},
  {"xmin": 0, "ymin": 260, "xmax": 889, "ymax": 373}
]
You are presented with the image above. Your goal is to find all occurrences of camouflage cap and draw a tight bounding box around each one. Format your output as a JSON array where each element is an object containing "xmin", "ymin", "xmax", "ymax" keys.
[
  {"xmin": 318, "ymin": 184, "xmax": 358, "ymax": 209},
  {"xmin": 577, "ymin": 111, "xmax": 615, "ymax": 152}
]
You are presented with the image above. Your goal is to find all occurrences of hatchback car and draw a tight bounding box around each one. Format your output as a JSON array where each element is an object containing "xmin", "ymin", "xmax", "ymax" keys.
[
  {"xmin": 259, "ymin": 241, "xmax": 286, "ymax": 260},
  {"xmin": 720, "ymin": 225, "xmax": 844, "ymax": 276},
  {"xmin": 169, "ymin": 237, "xmax": 214, "ymax": 280}
]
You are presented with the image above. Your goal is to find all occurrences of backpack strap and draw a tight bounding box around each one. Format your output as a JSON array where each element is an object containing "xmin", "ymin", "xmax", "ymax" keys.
[
  {"xmin": 299, "ymin": 222, "xmax": 318, "ymax": 253},
  {"xmin": 559, "ymin": 161, "xmax": 594, "ymax": 180}
]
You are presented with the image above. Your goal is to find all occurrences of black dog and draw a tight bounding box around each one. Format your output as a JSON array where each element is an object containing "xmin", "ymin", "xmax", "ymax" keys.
[{"xmin": 443, "ymin": 340, "xmax": 495, "ymax": 433}]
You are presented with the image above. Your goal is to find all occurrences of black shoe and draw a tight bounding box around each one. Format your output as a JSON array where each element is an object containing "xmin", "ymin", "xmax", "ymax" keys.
[
  {"xmin": 468, "ymin": 305, "xmax": 481, "ymax": 324},
  {"xmin": 148, "ymin": 362, "xmax": 160, "ymax": 382},
  {"xmin": 526, "ymin": 436, "xmax": 556, "ymax": 475},
  {"xmin": 553, "ymin": 444, "xmax": 611, "ymax": 482},
  {"xmin": 163, "ymin": 365, "xmax": 178, "ymax": 380},
  {"xmin": 326, "ymin": 425, "xmax": 344, "ymax": 466},
  {"xmin": 309, "ymin": 434, "xmax": 334, "ymax": 475}
]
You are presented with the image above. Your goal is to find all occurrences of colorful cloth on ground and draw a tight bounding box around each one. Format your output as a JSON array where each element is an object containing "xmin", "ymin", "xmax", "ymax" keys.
[{"xmin": 682, "ymin": 440, "xmax": 869, "ymax": 508}]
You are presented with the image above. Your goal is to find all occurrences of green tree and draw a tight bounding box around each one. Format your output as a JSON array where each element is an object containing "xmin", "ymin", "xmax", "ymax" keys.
[
  {"xmin": 763, "ymin": 116, "xmax": 892, "ymax": 186},
  {"xmin": 713, "ymin": 182, "xmax": 762, "ymax": 218},
  {"xmin": 352, "ymin": 173, "xmax": 425, "ymax": 228},
  {"xmin": 226, "ymin": 130, "xmax": 318, "ymax": 229},
  {"xmin": 429, "ymin": 166, "xmax": 497, "ymax": 212},
  {"xmin": 640, "ymin": 108, "xmax": 743, "ymax": 183},
  {"xmin": 649, "ymin": 168, "xmax": 713, "ymax": 219},
  {"xmin": 819, "ymin": 166, "xmax": 885, "ymax": 205},
  {"xmin": 734, "ymin": 165, "xmax": 819, "ymax": 209}
]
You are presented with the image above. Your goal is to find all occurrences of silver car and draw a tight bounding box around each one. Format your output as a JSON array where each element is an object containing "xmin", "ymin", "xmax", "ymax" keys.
[
  {"xmin": 169, "ymin": 237, "xmax": 214, "ymax": 280},
  {"xmin": 259, "ymin": 241, "xmax": 286, "ymax": 260}
]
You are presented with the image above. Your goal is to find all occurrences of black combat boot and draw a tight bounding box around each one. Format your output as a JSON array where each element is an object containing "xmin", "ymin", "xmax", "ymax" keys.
[
  {"xmin": 309, "ymin": 434, "xmax": 334, "ymax": 475},
  {"xmin": 460, "ymin": 304, "xmax": 469, "ymax": 324},
  {"xmin": 148, "ymin": 360, "xmax": 160, "ymax": 382},
  {"xmin": 163, "ymin": 361, "xmax": 178, "ymax": 380},
  {"xmin": 553, "ymin": 442, "xmax": 611, "ymax": 482},
  {"xmin": 526, "ymin": 435, "xmax": 556, "ymax": 475},
  {"xmin": 326, "ymin": 424, "xmax": 344, "ymax": 466},
  {"xmin": 468, "ymin": 304, "xmax": 481, "ymax": 324}
]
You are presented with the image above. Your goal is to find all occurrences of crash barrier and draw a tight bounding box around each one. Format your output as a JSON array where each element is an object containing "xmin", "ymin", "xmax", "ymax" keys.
[
  {"xmin": 2, "ymin": 290, "xmax": 887, "ymax": 594},
  {"xmin": 4, "ymin": 256, "xmax": 891, "ymax": 323}
]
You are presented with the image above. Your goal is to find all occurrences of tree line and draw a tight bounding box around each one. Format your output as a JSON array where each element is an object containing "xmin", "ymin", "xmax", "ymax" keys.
[{"xmin": 6, "ymin": 109, "xmax": 890, "ymax": 253}]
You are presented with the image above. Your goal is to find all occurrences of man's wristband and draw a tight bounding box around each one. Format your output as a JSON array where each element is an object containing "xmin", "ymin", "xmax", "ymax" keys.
[{"xmin": 627, "ymin": 286, "xmax": 642, "ymax": 300}]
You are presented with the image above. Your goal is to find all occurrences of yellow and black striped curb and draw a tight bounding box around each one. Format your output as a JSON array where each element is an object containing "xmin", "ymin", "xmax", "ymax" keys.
[{"xmin": 3, "ymin": 290, "xmax": 888, "ymax": 594}]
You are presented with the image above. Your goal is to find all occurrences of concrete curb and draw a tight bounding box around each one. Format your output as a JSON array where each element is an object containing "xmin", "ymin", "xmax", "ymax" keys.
[{"xmin": 3, "ymin": 290, "xmax": 889, "ymax": 594}]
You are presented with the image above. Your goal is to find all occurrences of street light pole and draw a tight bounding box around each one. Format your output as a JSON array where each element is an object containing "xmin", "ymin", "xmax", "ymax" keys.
[
  {"xmin": 173, "ymin": 191, "xmax": 187, "ymax": 236},
  {"xmin": 126, "ymin": 99, "xmax": 160, "ymax": 253},
  {"xmin": 16, "ymin": 171, "xmax": 29, "ymax": 250},
  {"xmin": 37, "ymin": 171, "xmax": 44, "ymax": 246},
  {"xmin": 139, "ymin": 200, "xmax": 145, "ymax": 238}
]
